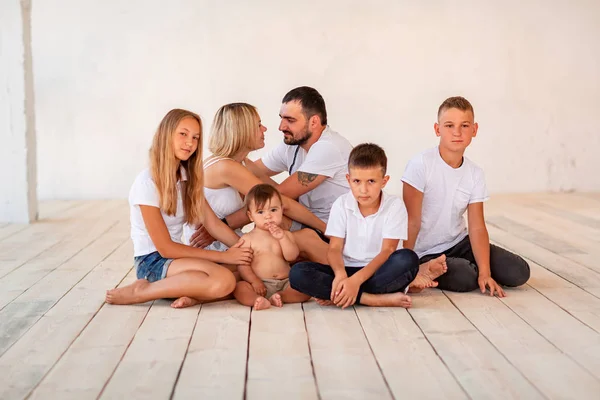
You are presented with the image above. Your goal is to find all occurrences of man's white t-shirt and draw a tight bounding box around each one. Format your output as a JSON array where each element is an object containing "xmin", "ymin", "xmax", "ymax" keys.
[
  {"xmin": 262, "ymin": 126, "xmax": 352, "ymax": 223},
  {"xmin": 325, "ymin": 191, "xmax": 408, "ymax": 267},
  {"xmin": 401, "ymin": 147, "xmax": 489, "ymax": 258},
  {"xmin": 129, "ymin": 168, "xmax": 186, "ymax": 257}
]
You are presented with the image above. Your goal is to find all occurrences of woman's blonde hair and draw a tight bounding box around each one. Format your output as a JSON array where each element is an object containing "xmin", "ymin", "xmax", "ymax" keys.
[
  {"xmin": 209, "ymin": 103, "xmax": 259, "ymax": 157},
  {"xmin": 149, "ymin": 109, "xmax": 204, "ymax": 225}
]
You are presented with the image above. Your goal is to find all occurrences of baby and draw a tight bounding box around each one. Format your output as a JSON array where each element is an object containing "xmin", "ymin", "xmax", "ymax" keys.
[{"xmin": 233, "ymin": 184, "xmax": 311, "ymax": 310}]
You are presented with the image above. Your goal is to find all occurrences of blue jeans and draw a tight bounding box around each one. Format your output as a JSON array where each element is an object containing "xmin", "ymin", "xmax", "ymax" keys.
[
  {"xmin": 134, "ymin": 251, "xmax": 173, "ymax": 283},
  {"xmin": 289, "ymin": 249, "xmax": 419, "ymax": 303}
]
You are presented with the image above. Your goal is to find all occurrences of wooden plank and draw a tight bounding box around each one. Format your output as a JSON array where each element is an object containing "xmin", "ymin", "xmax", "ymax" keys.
[
  {"xmin": 355, "ymin": 306, "xmax": 467, "ymax": 399},
  {"xmin": 99, "ymin": 301, "xmax": 200, "ymax": 400},
  {"xmin": 487, "ymin": 224, "xmax": 600, "ymax": 298},
  {"xmin": 447, "ymin": 290, "xmax": 600, "ymax": 398},
  {"xmin": 246, "ymin": 303, "xmax": 318, "ymax": 400},
  {"xmin": 303, "ymin": 301, "xmax": 392, "ymax": 400},
  {"xmin": 173, "ymin": 300, "xmax": 250, "ymax": 400},
  {"xmin": 28, "ymin": 268, "xmax": 150, "ymax": 400},
  {"xmin": 0, "ymin": 223, "xmax": 128, "ymax": 357},
  {"xmin": 500, "ymin": 285, "xmax": 600, "ymax": 381},
  {"xmin": 0, "ymin": 258, "xmax": 131, "ymax": 399},
  {"xmin": 408, "ymin": 290, "xmax": 544, "ymax": 399}
]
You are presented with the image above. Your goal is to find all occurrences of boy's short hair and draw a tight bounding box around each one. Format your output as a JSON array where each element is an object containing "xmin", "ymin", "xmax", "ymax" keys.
[
  {"xmin": 245, "ymin": 184, "xmax": 283, "ymax": 211},
  {"xmin": 282, "ymin": 86, "xmax": 327, "ymax": 126},
  {"xmin": 348, "ymin": 143, "xmax": 387, "ymax": 175},
  {"xmin": 437, "ymin": 96, "xmax": 475, "ymax": 120}
]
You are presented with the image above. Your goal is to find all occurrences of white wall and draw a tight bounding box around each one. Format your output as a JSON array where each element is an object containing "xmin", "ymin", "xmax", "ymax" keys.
[
  {"xmin": 32, "ymin": 0, "xmax": 600, "ymax": 199},
  {"xmin": 1, "ymin": 0, "xmax": 38, "ymax": 223}
]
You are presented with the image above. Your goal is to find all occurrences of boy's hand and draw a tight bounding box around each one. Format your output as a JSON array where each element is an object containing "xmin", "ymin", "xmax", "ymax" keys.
[
  {"xmin": 334, "ymin": 276, "xmax": 360, "ymax": 309},
  {"xmin": 251, "ymin": 281, "xmax": 267, "ymax": 297},
  {"xmin": 478, "ymin": 275, "xmax": 506, "ymax": 297},
  {"xmin": 330, "ymin": 272, "xmax": 348, "ymax": 302},
  {"xmin": 266, "ymin": 222, "xmax": 285, "ymax": 240},
  {"xmin": 223, "ymin": 240, "xmax": 253, "ymax": 265}
]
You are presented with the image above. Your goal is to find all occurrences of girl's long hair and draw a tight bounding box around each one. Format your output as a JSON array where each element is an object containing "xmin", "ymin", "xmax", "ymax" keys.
[{"xmin": 149, "ymin": 109, "xmax": 204, "ymax": 225}]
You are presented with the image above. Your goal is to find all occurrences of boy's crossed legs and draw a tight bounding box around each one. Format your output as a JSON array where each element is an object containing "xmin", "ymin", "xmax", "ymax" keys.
[{"xmin": 289, "ymin": 249, "xmax": 423, "ymax": 308}]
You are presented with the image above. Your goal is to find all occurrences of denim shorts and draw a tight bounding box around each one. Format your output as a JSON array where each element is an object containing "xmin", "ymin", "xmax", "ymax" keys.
[{"xmin": 134, "ymin": 251, "xmax": 174, "ymax": 283}]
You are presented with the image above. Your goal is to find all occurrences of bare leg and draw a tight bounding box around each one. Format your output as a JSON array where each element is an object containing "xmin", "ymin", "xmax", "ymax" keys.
[
  {"xmin": 293, "ymin": 229, "xmax": 329, "ymax": 265},
  {"xmin": 359, "ymin": 292, "xmax": 412, "ymax": 308},
  {"xmin": 270, "ymin": 286, "xmax": 310, "ymax": 307},
  {"xmin": 234, "ymin": 281, "xmax": 270, "ymax": 310},
  {"xmin": 105, "ymin": 258, "xmax": 236, "ymax": 306},
  {"xmin": 170, "ymin": 261, "xmax": 240, "ymax": 308}
]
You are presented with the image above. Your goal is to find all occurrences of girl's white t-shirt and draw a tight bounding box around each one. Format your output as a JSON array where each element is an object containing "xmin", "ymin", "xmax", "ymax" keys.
[
  {"xmin": 401, "ymin": 147, "xmax": 489, "ymax": 258},
  {"xmin": 129, "ymin": 168, "xmax": 186, "ymax": 257}
]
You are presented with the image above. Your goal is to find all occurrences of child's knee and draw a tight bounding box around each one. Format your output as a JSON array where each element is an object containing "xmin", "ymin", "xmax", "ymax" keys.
[
  {"xmin": 502, "ymin": 256, "xmax": 530, "ymax": 287},
  {"xmin": 390, "ymin": 249, "xmax": 419, "ymax": 273}
]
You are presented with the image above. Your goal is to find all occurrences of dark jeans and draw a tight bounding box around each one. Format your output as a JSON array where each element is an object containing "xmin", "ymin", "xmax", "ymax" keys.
[
  {"xmin": 289, "ymin": 249, "xmax": 419, "ymax": 303},
  {"xmin": 420, "ymin": 235, "xmax": 530, "ymax": 292}
]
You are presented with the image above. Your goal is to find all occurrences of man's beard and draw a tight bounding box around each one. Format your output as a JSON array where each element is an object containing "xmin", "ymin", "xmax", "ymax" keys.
[{"xmin": 283, "ymin": 125, "xmax": 311, "ymax": 146}]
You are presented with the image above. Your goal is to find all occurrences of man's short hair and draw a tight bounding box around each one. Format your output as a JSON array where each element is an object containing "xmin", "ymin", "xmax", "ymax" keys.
[
  {"xmin": 348, "ymin": 143, "xmax": 387, "ymax": 175},
  {"xmin": 437, "ymin": 96, "xmax": 475, "ymax": 120},
  {"xmin": 245, "ymin": 184, "xmax": 283, "ymax": 211},
  {"xmin": 282, "ymin": 86, "xmax": 327, "ymax": 126}
]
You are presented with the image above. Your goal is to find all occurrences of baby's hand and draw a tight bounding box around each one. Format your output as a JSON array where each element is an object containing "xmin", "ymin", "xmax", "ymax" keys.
[
  {"xmin": 267, "ymin": 222, "xmax": 285, "ymax": 240},
  {"xmin": 252, "ymin": 281, "xmax": 267, "ymax": 297}
]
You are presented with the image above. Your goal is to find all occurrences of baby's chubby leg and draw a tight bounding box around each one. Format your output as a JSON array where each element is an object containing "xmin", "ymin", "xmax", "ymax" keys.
[
  {"xmin": 234, "ymin": 281, "xmax": 270, "ymax": 310},
  {"xmin": 269, "ymin": 286, "xmax": 310, "ymax": 307}
]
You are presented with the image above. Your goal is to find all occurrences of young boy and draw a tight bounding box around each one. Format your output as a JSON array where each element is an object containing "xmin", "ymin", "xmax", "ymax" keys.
[
  {"xmin": 233, "ymin": 184, "xmax": 311, "ymax": 310},
  {"xmin": 289, "ymin": 144, "xmax": 447, "ymax": 309},
  {"xmin": 402, "ymin": 96, "xmax": 530, "ymax": 297}
]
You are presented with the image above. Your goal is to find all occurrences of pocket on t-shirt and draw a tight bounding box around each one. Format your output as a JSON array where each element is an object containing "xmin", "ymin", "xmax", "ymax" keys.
[{"xmin": 452, "ymin": 187, "xmax": 471, "ymax": 217}]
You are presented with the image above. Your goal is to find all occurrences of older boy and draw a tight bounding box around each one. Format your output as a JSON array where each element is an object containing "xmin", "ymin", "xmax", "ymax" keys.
[
  {"xmin": 402, "ymin": 96, "xmax": 530, "ymax": 296},
  {"xmin": 290, "ymin": 144, "xmax": 446, "ymax": 308}
]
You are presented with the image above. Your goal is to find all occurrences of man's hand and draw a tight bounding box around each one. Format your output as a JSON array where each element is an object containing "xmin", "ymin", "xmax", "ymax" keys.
[
  {"xmin": 333, "ymin": 276, "xmax": 361, "ymax": 309},
  {"xmin": 267, "ymin": 222, "xmax": 285, "ymax": 240},
  {"xmin": 190, "ymin": 224, "xmax": 216, "ymax": 248},
  {"xmin": 478, "ymin": 274, "xmax": 506, "ymax": 297},
  {"xmin": 252, "ymin": 281, "xmax": 267, "ymax": 297},
  {"xmin": 222, "ymin": 239, "xmax": 253, "ymax": 265}
]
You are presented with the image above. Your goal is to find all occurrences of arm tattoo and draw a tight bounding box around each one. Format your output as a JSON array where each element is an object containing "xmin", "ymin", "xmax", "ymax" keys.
[{"xmin": 297, "ymin": 172, "xmax": 319, "ymax": 187}]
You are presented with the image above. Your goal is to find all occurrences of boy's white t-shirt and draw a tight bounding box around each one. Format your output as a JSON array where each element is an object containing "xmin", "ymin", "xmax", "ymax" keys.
[
  {"xmin": 129, "ymin": 168, "xmax": 186, "ymax": 257},
  {"xmin": 401, "ymin": 147, "xmax": 489, "ymax": 258},
  {"xmin": 261, "ymin": 126, "xmax": 352, "ymax": 223},
  {"xmin": 325, "ymin": 191, "xmax": 408, "ymax": 267}
]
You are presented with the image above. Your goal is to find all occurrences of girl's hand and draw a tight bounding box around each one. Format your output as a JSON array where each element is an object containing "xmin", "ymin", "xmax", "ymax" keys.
[
  {"xmin": 222, "ymin": 240, "xmax": 253, "ymax": 265},
  {"xmin": 267, "ymin": 222, "xmax": 285, "ymax": 240}
]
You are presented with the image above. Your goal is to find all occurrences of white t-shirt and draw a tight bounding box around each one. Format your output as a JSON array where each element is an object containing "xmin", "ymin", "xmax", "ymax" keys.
[
  {"xmin": 401, "ymin": 147, "xmax": 489, "ymax": 258},
  {"xmin": 325, "ymin": 191, "xmax": 408, "ymax": 267},
  {"xmin": 129, "ymin": 168, "xmax": 186, "ymax": 257},
  {"xmin": 262, "ymin": 126, "xmax": 352, "ymax": 223}
]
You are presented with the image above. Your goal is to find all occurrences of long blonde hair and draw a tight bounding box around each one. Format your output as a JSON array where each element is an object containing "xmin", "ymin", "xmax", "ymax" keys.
[
  {"xmin": 149, "ymin": 109, "xmax": 204, "ymax": 225},
  {"xmin": 209, "ymin": 103, "xmax": 259, "ymax": 157}
]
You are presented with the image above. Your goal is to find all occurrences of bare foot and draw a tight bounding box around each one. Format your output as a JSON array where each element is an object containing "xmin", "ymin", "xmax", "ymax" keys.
[
  {"xmin": 420, "ymin": 255, "xmax": 447, "ymax": 280},
  {"xmin": 105, "ymin": 279, "xmax": 150, "ymax": 305},
  {"xmin": 360, "ymin": 292, "xmax": 412, "ymax": 308},
  {"xmin": 171, "ymin": 296, "xmax": 201, "ymax": 309},
  {"xmin": 253, "ymin": 296, "xmax": 271, "ymax": 310},
  {"xmin": 314, "ymin": 298, "xmax": 334, "ymax": 306},
  {"xmin": 269, "ymin": 293, "xmax": 283, "ymax": 307},
  {"xmin": 409, "ymin": 274, "xmax": 439, "ymax": 290}
]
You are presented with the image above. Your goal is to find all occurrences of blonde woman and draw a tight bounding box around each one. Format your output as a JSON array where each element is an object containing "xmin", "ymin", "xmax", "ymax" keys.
[
  {"xmin": 106, "ymin": 109, "xmax": 253, "ymax": 308},
  {"xmin": 184, "ymin": 103, "xmax": 327, "ymax": 261}
]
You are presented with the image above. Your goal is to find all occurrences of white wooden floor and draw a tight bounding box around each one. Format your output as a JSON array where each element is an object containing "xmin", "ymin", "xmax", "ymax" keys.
[{"xmin": 1, "ymin": 194, "xmax": 600, "ymax": 399}]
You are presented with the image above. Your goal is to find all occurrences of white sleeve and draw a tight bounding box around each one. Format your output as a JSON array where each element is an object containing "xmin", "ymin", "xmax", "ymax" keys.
[
  {"xmin": 129, "ymin": 177, "xmax": 160, "ymax": 207},
  {"xmin": 401, "ymin": 155, "xmax": 426, "ymax": 192},
  {"xmin": 382, "ymin": 198, "xmax": 408, "ymax": 240},
  {"xmin": 297, "ymin": 141, "xmax": 345, "ymax": 178},
  {"xmin": 469, "ymin": 168, "xmax": 490, "ymax": 204},
  {"xmin": 261, "ymin": 142, "xmax": 289, "ymax": 173},
  {"xmin": 324, "ymin": 197, "xmax": 347, "ymax": 239}
]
